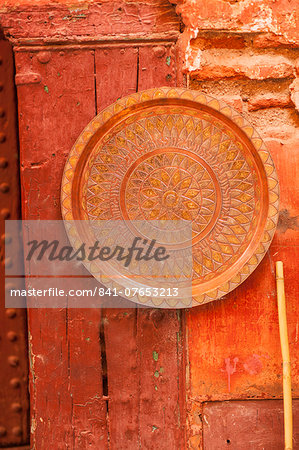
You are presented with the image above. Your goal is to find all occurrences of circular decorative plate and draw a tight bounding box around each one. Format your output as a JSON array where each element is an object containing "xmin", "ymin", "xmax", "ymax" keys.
[{"xmin": 61, "ymin": 87, "xmax": 279, "ymax": 308}]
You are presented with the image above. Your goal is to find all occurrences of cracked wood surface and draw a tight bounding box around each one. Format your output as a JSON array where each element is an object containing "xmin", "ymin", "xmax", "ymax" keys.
[{"xmin": 0, "ymin": 1, "xmax": 180, "ymax": 45}]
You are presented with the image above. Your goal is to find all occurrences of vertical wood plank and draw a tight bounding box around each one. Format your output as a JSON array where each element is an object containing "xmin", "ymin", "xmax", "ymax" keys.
[
  {"xmin": 95, "ymin": 46, "xmax": 140, "ymax": 449},
  {"xmin": 137, "ymin": 43, "xmax": 186, "ymax": 449},
  {"xmin": 95, "ymin": 43, "xmax": 186, "ymax": 449},
  {"xmin": 15, "ymin": 48, "xmax": 108, "ymax": 448},
  {"xmin": 68, "ymin": 309, "xmax": 108, "ymax": 448},
  {"xmin": 95, "ymin": 47, "xmax": 138, "ymax": 112},
  {"xmin": 137, "ymin": 309, "xmax": 186, "ymax": 448},
  {"xmin": 103, "ymin": 310, "xmax": 140, "ymax": 450},
  {"xmin": 138, "ymin": 44, "xmax": 177, "ymax": 91}
]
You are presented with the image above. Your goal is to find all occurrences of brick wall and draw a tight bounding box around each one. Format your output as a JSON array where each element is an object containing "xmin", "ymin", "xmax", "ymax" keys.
[{"xmin": 172, "ymin": 1, "xmax": 299, "ymax": 447}]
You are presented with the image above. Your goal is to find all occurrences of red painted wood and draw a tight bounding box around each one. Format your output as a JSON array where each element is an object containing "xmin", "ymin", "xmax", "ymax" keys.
[
  {"xmin": 202, "ymin": 400, "xmax": 299, "ymax": 449},
  {"xmin": 94, "ymin": 44, "xmax": 186, "ymax": 449},
  {"xmin": 137, "ymin": 51, "xmax": 186, "ymax": 446},
  {"xmin": 95, "ymin": 47, "xmax": 138, "ymax": 111},
  {"xmin": 137, "ymin": 44, "xmax": 185, "ymax": 448},
  {"xmin": 137, "ymin": 309, "xmax": 186, "ymax": 448},
  {"xmin": 95, "ymin": 46, "xmax": 140, "ymax": 449},
  {"xmin": 68, "ymin": 309, "xmax": 108, "ymax": 448},
  {"xmin": 138, "ymin": 44, "xmax": 177, "ymax": 90},
  {"xmin": 15, "ymin": 39, "xmax": 186, "ymax": 448},
  {"xmin": 103, "ymin": 309, "xmax": 140, "ymax": 449},
  {"xmin": 15, "ymin": 48, "xmax": 108, "ymax": 448},
  {"xmin": 0, "ymin": 1, "xmax": 180, "ymax": 45},
  {"xmin": 15, "ymin": 49, "xmax": 96, "ymax": 220}
]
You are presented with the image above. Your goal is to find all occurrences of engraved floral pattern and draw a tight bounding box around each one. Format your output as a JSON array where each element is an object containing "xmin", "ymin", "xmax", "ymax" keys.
[{"xmin": 61, "ymin": 87, "xmax": 279, "ymax": 307}]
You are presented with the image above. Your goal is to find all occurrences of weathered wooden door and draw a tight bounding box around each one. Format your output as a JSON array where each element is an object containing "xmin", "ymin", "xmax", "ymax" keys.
[{"xmin": 1, "ymin": 2, "xmax": 188, "ymax": 448}]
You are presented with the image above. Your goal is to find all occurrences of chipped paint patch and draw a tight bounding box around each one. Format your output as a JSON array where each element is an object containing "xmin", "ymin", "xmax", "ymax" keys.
[
  {"xmin": 249, "ymin": 5, "xmax": 273, "ymax": 32},
  {"xmin": 68, "ymin": 4, "xmax": 89, "ymax": 13},
  {"xmin": 243, "ymin": 354, "xmax": 263, "ymax": 375},
  {"xmin": 184, "ymin": 27, "xmax": 201, "ymax": 72},
  {"xmin": 31, "ymin": 417, "xmax": 37, "ymax": 434}
]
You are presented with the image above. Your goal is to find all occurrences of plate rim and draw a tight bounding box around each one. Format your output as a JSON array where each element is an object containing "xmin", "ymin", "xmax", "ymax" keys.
[{"xmin": 60, "ymin": 87, "xmax": 279, "ymax": 308}]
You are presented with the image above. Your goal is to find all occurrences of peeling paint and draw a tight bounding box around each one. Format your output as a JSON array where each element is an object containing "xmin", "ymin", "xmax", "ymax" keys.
[
  {"xmin": 31, "ymin": 417, "xmax": 37, "ymax": 434},
  {"xmin": 249, "ymin": 5, "xmax": 273, "ymax": 32}
]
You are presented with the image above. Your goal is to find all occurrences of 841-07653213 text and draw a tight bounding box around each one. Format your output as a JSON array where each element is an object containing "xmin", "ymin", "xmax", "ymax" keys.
[{"xmin": 9, "ymin": 287, "xmax": 179, "ymax": 298}]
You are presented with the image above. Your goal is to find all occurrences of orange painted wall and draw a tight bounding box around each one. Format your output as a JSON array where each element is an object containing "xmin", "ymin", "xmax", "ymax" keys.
[{"xmin": 171, "ymin": 0, "xmax": 299, "ymax": 446}]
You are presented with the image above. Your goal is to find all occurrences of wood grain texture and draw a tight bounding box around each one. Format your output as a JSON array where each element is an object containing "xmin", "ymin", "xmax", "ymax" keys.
[
  {"xmin": 137, "ymin": 309, "xmax": 186, "ymax": 449},
  {"xmin": 138, "ymin": 44, "xmax": 177, "ymax": 90},
  {"xmin": 0, "ymin": 1, "xmax": 180, "ymax": 45},
  {"xmin": 16, "ymin": 40, "xmax": 186, "ymax": 448},
  {"xmin": 136, "ymin": 45, "xmax": 186, "ymax": 447},
  {"xmin": 15, "ymin": 49, "xmax": 108, "ymax": 448},
  {"xmin": 95, "ymin": 44, "xmax": 186, "ymax": 449},
  {"xmin": 95, "ymin": 47, "xmax": 138, "ymax": 111},
  {"xmin": 103, "ymin": 309, "xmax": 140, "ymax": 449},
  {"xmin": 15, "ymin": 49, "xmax": 96, "ymax": 220}
]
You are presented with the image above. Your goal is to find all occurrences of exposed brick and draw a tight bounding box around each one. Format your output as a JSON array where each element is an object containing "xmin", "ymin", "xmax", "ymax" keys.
[
  {"xmin": 218, "ymin": 95, "xmax": 243, "ymax": 112},
  {"xmin": 188, "ymin": 50, "xmax": 295, "ymax": 80},
  {"xmin": 248, "ymin": 93, "xmax": 292, "ymax": 111},
  {"xmin": 190, "ymin": 65, "xmax": 237, "ymax": 79},
  {"xmin": 245, "ymin": 108, "xmax": 299, "ymax": 141},
  {"xmin": 172, "ymin": 0, "xmax": 299, "ymax": 46},
  {"xmin": 250, "ymin": 64, "xmax": 294, "ymax": 80},
  {"xmin": 253, "ymin": 33, "xmax": 299, "ymax": 49},
  {"xmin": 290, "ymin": 78, "xmax": 299, "ymax": 112},
  {"xmin": 191, "ymin": 33, "xmax": 245, "ymax": 50}
]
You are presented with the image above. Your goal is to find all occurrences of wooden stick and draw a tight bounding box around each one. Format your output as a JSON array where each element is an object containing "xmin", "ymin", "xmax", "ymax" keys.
[{"xmin": 276, "ymin": 261, "xmax": 293, "ymax": 450}]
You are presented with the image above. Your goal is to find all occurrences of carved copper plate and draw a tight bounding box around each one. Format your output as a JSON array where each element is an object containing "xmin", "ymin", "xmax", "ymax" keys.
[{"xmin": 61, "ymin": 88, "xmax": 279, "ymax": 307}]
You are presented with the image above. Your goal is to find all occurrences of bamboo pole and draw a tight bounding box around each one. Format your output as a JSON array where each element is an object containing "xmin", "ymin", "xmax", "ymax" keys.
[{"xmin": 276, "ymin": 261, "xmax": 293, "ymax": 450}]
